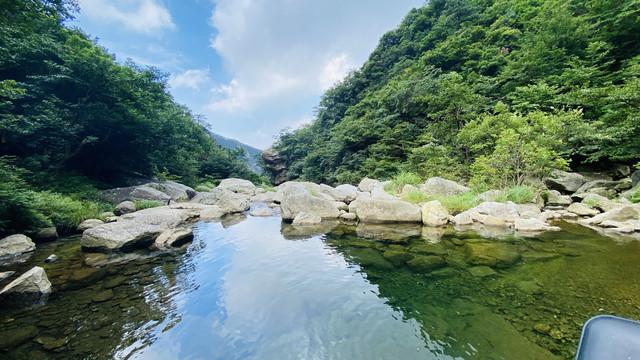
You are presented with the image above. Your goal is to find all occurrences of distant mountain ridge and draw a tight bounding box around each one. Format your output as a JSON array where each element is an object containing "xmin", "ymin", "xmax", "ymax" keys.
[{"xmin": 210, "ymin": 132, "xmax": 262, "ymax": 173}]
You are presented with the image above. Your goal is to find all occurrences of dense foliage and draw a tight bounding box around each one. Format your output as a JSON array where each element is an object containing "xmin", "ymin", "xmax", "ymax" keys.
[
  {"xmin": 270, "ymin": 0, "xmax": 640, "ymax": 186},
  {"xmin": 0, "ymin": 0, "xmax": 259, "ymax": 236}
]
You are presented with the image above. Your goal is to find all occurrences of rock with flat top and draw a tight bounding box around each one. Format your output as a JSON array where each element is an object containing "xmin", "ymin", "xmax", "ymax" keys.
[
  {"xmin": 249, "ymin": 208, "xmax": 273, "ymax": 217},
  {"xmin": 356, "ymin": 198, "xmax": 421, "ymax": 223},
  {"xmin": 566, "ymin": 203, "xmax": 600, "ymax": 217},
  {"xmin": 292, "ymin": 212, "xmax": 323, "ymax": 224},
  {"xmin": 280, "ymin": 193, "xmax": 340, "ymax": 221},
  {"xmin": 514, "ymin": 218, "xmax": 560, "ymax": 232},
  {"xmin": 77, "ymin": 219, "xmax": 105, "ymax": 232},
  {"xmin": 578, "ymin": 206, "xmax": 639, "ymax": 226}
]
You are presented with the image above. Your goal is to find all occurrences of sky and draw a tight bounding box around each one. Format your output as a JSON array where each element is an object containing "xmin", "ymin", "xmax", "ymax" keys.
[{"xmin": 71, "ymin": 0, "xmax": 422, "ymax": 150}]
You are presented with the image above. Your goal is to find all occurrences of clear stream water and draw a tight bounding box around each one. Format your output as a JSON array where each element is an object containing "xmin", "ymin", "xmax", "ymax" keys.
[{"xmin": 1, "ymin": 210, "xmax": 640, "ymax": 359}]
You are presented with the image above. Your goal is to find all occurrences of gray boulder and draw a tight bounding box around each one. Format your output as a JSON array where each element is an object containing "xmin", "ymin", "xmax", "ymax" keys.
[
  {"xmin": 77, "ymin": 219, "xmax": 105, "ymax": 232},
  {"xmin": 130, "ymin": 186, "xmax": 171, "ymax": 203},
  {"xmin": 579, "ymin": 206, "xmax": 639, "ymax": 226},
  {"xmin": 576, "ymin": 180, "xmax": 623, "ymax": 194},
  {"xmin": 0, "ymin": 271, "xmax": 15, "ymax": 282},
  {"xmin": 566, "ymin": 203, "xmax": 600, "ymax": 217},
  {"xmin": 335, "ymin": 184, "xmax": 358, "ymax": 203},
  {"xmin": 421, "ymin": 201, "xmax": 449, "ymax": 227},
  {"xmin": 546, "ymin": 190, "xmax": 572, "ymax": 206},
  {"xmin": 147, "ymin": 181, "xmax": 196, "ymax": 201},
  {"xmin": 280, "ymin": 193, "xmax": 340, "ymax": 221},
  {"xmin": 340, "ymin": 212, "xmax": 357, "ymax": 221},
  {"xmin": 358, "ymin": 178, "xmax": 381, "ymax": 192},
  {"xmin": 114, "ymin": 201, "xmax": 136, "ymax": 216},
  {"xmin": 632, "ymin": 171, "xmax": 640, "ymax": 187},
  {"xmin": 190, "ymin": 192, "xmax": 219, "ymax": 205},
  {"xmin": 472, "ymin": 202, "xmax": 520, "ymax": 223},
  {"xmin": 81, "ymin": 207, "xmax": 195, "ymax": 252},
  {"xmin": 216, "ymin": 190, "xmax": 250, "ymax": 213},
  {"xmin": 217, "ymin": 178, "xmax": 256, "ymax": 197},
  {"xmin": 0, "ymin": 266, "xmax": 51, "ymax": 306},
  {"xmin": 356, "ymin": 198, "xmax": 421, "ymax": 223},
  {"xmin": 543, "ymin": 170, "xmax": 586, "ymax": 193},
  {"xmin": 420, "ymin": 177, "xmax": 469, "ymax": 196},
  {"xmin": 0, "ymin": 234, "xmax": 35, "ymax": 260},
  {"xmin": 200, "ymin": 205, "xmax": 227, "ymax": 220}
]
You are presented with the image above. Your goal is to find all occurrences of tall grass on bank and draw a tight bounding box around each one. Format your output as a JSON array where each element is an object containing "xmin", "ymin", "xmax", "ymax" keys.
[
  {"xmin": 402, "ymin": 190, "xmax": 481, "ymax": 215},
  {"xmin": 384, "ymin": 171, "xmax": 422, "ymax": 194}
]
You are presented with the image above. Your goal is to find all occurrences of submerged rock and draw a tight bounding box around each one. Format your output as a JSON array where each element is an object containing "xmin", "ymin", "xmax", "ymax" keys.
[
  {"xmin": 0, "ymin": 266, "xmax": 51, "ymax": 306},
  {"xmin": 34, "ymin": 227, "xmax": 58, "ymax": 242},
  {"xmin": 406, "ymin": 255, "xmax": 446, "ymax": 272},
  {"xmin": 466, "ymin": 243, "xmax": 520, "ymax": 268}
]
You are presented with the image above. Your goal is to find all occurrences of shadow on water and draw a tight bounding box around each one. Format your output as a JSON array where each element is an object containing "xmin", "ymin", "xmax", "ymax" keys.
[{"xmin": 1, "ymin": 215, "xmax": 640, "ymax": 360}]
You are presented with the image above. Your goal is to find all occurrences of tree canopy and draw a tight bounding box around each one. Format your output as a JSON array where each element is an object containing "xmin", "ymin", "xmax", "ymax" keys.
[{"xmin": 268, "ymin": 0, "xmax": 640, "ymax": 186}]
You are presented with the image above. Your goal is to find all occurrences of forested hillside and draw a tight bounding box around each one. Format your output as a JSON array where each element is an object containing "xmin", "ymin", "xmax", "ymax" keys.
[
  {"xmin": 0, "ymin": 0, "xmax": 258, "ymax": 236},
  {"xmin": 270, "ymin": 0, "xmax": 640, "ymax": 188}
]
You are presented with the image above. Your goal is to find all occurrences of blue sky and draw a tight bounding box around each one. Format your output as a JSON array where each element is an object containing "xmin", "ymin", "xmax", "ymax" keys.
[{"xmin": 72, "ymin": 0, "xmax": 422, "ymax": 149}]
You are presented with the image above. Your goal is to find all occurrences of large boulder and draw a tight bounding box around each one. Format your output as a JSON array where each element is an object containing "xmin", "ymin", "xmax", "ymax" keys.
[
  {"xmin": 543, "ymin": 170, "xmax": 587, "ymax": 193},
  {"xmin": 0, "ymin": 266, "xmax": 51, "ymax": 306},
  {"xmin": 358, "ymin": 178, "xmax": 381, "ymax": 193},
  {"xmin": 114, "ymin": 201, "xmax": 136, "ymax": 216},
  {"xmin": 421, "ymin": 201, "xmax": 449, "ymax": 227},
  {"xmin": 546, "ymin": 190, "xmax": 572, "ymax": 206},
  {"xmin": 420, "ymin": 177, "xmax": 469, "ymax": 196},
  {"xmin": 0, "ymin": 234, "xmax": 35, "ymax": 260},
  {"xmin": 576, "ymin": 180, "xmax": 623, "ymax": 194},
  {"xmin": 292, "ymin": 212, "xmax": 322, "ymax": 224},
  {"xmin": 356, "ymin": 198, "xmax": 422, "ymax": 223},
  {"xmin": 81, "ymin": 207, "xmax": 195, "ymax": 252},
  {"xmin": 466, "ymin": 243, "xmax": 520, "ymax": 268},
  {"xmin": 262, "ymin": 149, "xmax": 287, "ymax": 185},
  {"xmin": 147, "ymin": 181, "xmax": 196, "ymax": 201},
  {"xmin": 130, "ymin": 185, "xmax": 171, "ymax": 203},
  {"xmin": 250, "ymin": 192, "xmax": 276, "ymax": 203},
  {"xmin": 217, "ymin": 178, "xmax": 256, "ymax": 197},
  {"xmin": 632, "ymin": 171, "xmax": 640, "ymax": 187},
  {"xmin": 471, "ymin": 202, "xmax": 520, "ymax": 223},
  {"xmin": 334, "ymin": 184, "xmax": 358, "ymax": 203},
  {"xmin": 216, "ymin": 190, "xmax": 250, "ymax": 213},
  {"xmin": 190, "ymin": 192, "xmax": 219, "ymax": 205},
  {"xmin": 280, "ymin": 193, "xmax": 340, "ymax": 221}
]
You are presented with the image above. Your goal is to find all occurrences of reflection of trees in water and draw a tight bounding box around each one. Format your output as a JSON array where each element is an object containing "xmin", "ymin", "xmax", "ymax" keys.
[
  {"xmin": 324, "ymin": 225, "xmax": 566, "ymax": 359},
  {"xmin": 0, "ymin": 238, "xmax": 204, "ymax": 360}
]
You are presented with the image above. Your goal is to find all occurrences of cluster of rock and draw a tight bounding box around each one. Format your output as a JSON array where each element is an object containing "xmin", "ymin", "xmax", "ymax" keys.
[
  {"xmin": 541, "ymin": 169, "xmax": 640, "ymax": 236},
  {"xmin": 0, "ymin": 234, "xmax": 51, "ymax": 306}
]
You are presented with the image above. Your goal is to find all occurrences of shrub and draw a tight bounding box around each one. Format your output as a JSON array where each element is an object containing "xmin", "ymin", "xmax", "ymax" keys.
[
  {"xmin": 30, "ymin": 191, "xmax": 109, "ymax": 231},
  {"xmin": 505, "ymin": 185, "xmax": 536, "ymax": 204},
  {"xmin": 385, "ymin": 171, "xmax": 422, "ymax": 194},
  {"xmin": 401, "ymin": 189, "xmax": 480, "ymax": 215},
  {"xmin": 134, "ymin": 200, "xmax": 164, "ymax": 210}
]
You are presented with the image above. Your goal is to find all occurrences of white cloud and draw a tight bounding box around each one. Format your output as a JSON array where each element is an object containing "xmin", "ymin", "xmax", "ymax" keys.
[
  {"xmin": 169, "ymin": 68, "xmax": 211, "ymax": 90},
  {"xmin": 205, "ymin": 0, "xmax": 422, "ymax": 117},
  {"xmin": 79, "ymin": 0, "xmax": 176, "ymax": 34}
]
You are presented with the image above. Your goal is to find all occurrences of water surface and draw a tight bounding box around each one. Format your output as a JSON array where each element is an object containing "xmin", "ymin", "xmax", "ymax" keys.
[{"xmin": 1, "ymin": 214, "xmax": 640, "ymax": 359}]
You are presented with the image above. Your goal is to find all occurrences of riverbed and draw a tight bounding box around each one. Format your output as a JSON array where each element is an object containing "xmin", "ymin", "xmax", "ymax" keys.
[{"xmin": 1, "ymin": 212, "xmax": 640, "ymax": 359}]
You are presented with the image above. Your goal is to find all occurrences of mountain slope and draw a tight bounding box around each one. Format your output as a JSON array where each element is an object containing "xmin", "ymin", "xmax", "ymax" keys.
[
  {"xmin": 268, "ymin": 0, "xmax": 640, "ymax": 187},
  {"xmin": 210, "ymin": 132, "xmax": 263, "ymax": 173}
]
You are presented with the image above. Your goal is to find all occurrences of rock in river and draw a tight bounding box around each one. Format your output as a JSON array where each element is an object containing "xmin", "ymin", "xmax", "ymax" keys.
[
  {"xmin": 356, "ymin": 197, "xmax": 421, "ymax": 223},
  {"xmin": 280, "ymin": 193, "xmax": 340, "ymax": 221},
  {"xmin": 81, "ymin": 207, "xmax": 196, "ymax": 252},
  {"xmin": 0, "ymin": 234, "xmax": 35, "ymax": 260},
  {"xmin": 0, "ymin": 266, "xmax": 51, "ymax": 306},
  {"xmin": 466, "ymin": 243, "xmax": 520, "ymax": 268}
]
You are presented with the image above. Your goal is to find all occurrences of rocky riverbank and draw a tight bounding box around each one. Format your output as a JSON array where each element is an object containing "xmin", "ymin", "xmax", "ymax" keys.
[{"xmin": 1, "ymin": 172, "xmax": 640, "ymax": 307}]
